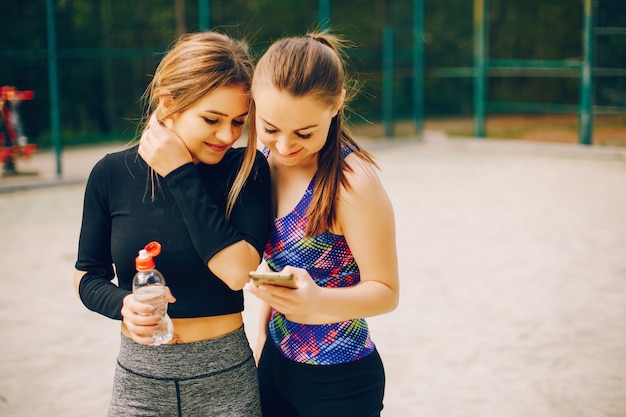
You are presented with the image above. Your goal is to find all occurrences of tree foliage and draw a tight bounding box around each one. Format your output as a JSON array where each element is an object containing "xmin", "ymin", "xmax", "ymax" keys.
[{"xmin": 0, "ymin": 0, "xmax": 623, "ymax": 146}]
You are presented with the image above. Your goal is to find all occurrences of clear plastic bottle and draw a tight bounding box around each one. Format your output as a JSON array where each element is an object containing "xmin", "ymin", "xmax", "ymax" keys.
[{"xmin": 132, "ymin": 241, "xmax": 173, "ymax": 346}]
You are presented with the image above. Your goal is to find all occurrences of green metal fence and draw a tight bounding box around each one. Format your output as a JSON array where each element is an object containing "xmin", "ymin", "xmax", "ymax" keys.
[
  {"xmin": 441, "ymin": 0, "xmax": 624, "ymax": 146},
  {"xmin": 1, "ymin": 0, "xmax": 624, "ymax": 177}
]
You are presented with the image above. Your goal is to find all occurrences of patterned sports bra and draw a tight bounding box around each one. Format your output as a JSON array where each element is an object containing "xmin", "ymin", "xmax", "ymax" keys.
[{"xmin": 263, "ymin": 146, "xmax": 376, "ymax": 365}]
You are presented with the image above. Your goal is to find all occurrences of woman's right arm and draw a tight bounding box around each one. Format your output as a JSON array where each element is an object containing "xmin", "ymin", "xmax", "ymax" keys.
[
  {"xmin": 74, "ymin": 157, "xmax": 172, "ymax": 344},
  {"xmin": 74, "ymin": 156, "xmax": 129, "ymax": 320}
]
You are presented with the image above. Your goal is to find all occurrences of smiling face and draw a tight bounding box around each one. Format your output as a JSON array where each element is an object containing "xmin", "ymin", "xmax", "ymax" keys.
[
  {"xmin": 166, "ymin": 85, "xmax": 249, "ymax": 165},
  {"xmin": 254, "ymin": 86, "xmax": 343, "ymax": 169}
]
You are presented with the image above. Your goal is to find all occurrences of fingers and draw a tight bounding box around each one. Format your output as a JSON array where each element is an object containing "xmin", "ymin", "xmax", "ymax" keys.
[
  {"xmin": 137, "ymin": 125, "xmax": 158, "ymax": 161},
  {"xmin": 121, "ymin": 294, "xmax": 163, "ymax": 345},
  {"xmin": 138, "ymin": 113, "xmax": 193, "ymax": 177},
  {"xmin": 280, "ymin": 266, "xmax": 307, "ymax": 282},
  {"xmin": 245, "ymin": 280, "xmax": 295, "ymax": 315},
  {"xmin": 122, "ymin": 293, "xmax": 156, "ymax": 314},
  {"xmin": 140, "ymin": 112, "xmax": 182, "ymax": 149},
  {"xmin": 149, "ymin": 114, "xmax": 175, "ymax": 141},
  {"xmin": 280, "ymin": 266, "xmax": 298, "ymax": 276},
  {"xmin": 131, "ymin": 334, "xmax": 157, "ymax": 345},
  {"xmin": 148, "ymin": 113, "xmax": 185, "ymax": 145},
  {"xmin": 123, "ymin": 313, "xmax": 162, "ymax": 345},
  {"xmin": 123, "ymin": 316, "xmax": 162, "ymax": 345},
  {"xmin": 148, "ymin": 112, "xmax": 160, "ymax": 129},
  {"xmin": 164, "ymin": 286, "xmax": 177, "ymax": 303}
]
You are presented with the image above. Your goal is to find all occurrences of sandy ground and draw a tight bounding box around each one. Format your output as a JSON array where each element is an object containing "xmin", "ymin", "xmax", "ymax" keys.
[{"xmin": 1, "ymin": 134, "xmax": 626, "ymax": 416}]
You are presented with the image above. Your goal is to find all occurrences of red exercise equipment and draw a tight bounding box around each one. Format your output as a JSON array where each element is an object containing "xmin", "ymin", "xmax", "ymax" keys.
[{"xmin": 0, "ymin": 85, "xmax": 36, "ymax": 175}]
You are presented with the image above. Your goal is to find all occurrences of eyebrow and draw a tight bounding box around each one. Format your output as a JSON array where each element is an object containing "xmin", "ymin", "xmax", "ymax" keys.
[
  {"xmin": 259, "ymin": 116, "xmax": 318, "ymax": 131},
  {"xmin": 205, "ymin": 110, "xmax": 249, "ymax": 118}
]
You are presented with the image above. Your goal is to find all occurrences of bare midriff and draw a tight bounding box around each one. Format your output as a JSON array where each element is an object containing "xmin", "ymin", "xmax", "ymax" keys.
[{"xmin": 121, "ymin": 312, "xmax": 243, "ymax": 344}]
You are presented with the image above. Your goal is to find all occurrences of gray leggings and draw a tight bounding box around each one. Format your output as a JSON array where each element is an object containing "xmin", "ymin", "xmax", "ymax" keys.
[{"xmin": 108, "ymin": 326, "xmax": 261, "ymax": 417}]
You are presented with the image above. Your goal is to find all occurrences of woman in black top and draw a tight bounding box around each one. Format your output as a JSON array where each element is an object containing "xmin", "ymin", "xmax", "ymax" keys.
[{"xmin": 73, "ymin": 32, "xmax": 271, "ymax": 416}]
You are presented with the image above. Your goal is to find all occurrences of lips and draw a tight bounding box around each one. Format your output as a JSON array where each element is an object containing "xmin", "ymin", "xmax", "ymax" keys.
[
  {"xmin": 280, "ymin": 148, "xmax": 302, "ymax": 158},
  {"xmin": 206, "ymin": 143, "xmax": 228, "ymax": 152}
]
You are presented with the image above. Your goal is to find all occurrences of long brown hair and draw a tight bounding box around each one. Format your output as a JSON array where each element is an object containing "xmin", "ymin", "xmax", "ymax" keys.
[
  {"xmin": 140, "ymin": 31, "xmax": 257, "ymax": 218},
  {"xmin": 251, "ymin": 32, "xmax": 377, "ymax": 236}
]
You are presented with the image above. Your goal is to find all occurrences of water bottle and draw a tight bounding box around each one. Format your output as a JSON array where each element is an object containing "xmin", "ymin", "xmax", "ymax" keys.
[{"xmin": 132, "ymin": 241, "xmax": 173, "ymax": 346}]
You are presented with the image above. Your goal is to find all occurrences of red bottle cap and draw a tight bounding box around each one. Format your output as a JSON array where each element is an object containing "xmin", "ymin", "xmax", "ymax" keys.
[
  {"xmin": 135, "ymin": 241, "xmax": 161, "ymax": 270},
  {"xmin": 144, "ymin": 241, "xmax": 162, "ymax": 257}
]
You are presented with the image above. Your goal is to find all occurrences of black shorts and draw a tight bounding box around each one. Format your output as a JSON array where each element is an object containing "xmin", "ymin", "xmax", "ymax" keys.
[{"xmin": 257, "ymin": 336, "xmax": 385, "ymax": 417}]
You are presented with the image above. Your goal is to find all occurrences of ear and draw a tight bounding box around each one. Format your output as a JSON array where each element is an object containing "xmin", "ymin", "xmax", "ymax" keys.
[
  {"xmin": 332, "ymin": 89, "xmax": 346, "ymax": 117},
  {"xmin": 155, "ymin": 96, "xmax": 177, "ymax": 129},
  {"xmin": 156, "ymin": 96, "xmax": 174, "ymax": 120},
  {"xmin": 159, "ymin": 95, "xmax": 173, "ymax": 110}
]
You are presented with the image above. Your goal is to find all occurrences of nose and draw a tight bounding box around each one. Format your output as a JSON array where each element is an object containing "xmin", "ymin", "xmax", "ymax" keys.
[
  {"xmin": 274, "ymin": 134, "xmax": 294, "ymax": 155},
  {"xmin": 215, "ymin": 123, "xmax": 235, "ymax": 143}
]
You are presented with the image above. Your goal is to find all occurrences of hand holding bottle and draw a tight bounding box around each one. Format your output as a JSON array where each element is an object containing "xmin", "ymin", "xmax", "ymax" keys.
[
  {"xmin": 122, "ymin": 242, "xmax": 175, "ymax": 346},
  {"xmin": 121, "ymin": 287, "xmax": 176, "ymax": 345}
]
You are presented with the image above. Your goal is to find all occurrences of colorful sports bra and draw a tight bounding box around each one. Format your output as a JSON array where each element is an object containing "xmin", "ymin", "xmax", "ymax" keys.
[{"xmin": 264, "ymin": 147, "xmax": 376, "ymax": 365}]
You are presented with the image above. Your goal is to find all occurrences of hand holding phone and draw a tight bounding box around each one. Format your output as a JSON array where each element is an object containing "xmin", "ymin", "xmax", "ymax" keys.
[{"xmin": 249, "ymin": 271, "xmax": 297, "ymax": 289}]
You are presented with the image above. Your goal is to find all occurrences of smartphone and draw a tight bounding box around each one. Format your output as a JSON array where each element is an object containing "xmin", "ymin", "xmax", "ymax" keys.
[{"xmin": 249, "ymin": 271, "xmax": 297, "ymax": 289}]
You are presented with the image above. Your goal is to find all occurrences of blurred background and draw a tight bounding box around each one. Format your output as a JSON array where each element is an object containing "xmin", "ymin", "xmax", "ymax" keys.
[{"xmin": 1, "ymin": 0, "xmax": 625, "ymax": 153}]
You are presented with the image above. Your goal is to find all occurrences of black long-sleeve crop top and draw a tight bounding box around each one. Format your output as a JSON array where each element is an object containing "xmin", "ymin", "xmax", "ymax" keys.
[{"xmin": 74, "ymin": 145, "xmax": 271, "ymax": 320}]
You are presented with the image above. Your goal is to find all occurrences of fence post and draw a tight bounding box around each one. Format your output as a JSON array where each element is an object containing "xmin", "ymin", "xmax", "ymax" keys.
[
  {"xmin": 579, "ymin": 0, "xmax": 593, "ymax": 145},
  {"xmin": 473, "ymin": 0, "xmax": 487, "ymax": 138},
  {"xmin": 199, "ymin": 0, "xmax": 211, "ymax": 31},
  {"xmin": 382, "ymin": 26, "xmax": 394, "ymax": 139},
  {"xmin": 318, "ymin": 0, "xmax": 330, "ymax": 31},
  {"xmin": 413, "ymin": 0, "xmax": 424, "ymax": 138},
  {"xmin": 46, "ymin": 0, "xmax": 62, "ymax": 178}
]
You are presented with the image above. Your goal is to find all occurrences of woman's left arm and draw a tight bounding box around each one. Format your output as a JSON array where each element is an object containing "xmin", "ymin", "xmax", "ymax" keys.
[{"xmin": 315, "ymin": 156, "xmax": 400, "ymax": 318}]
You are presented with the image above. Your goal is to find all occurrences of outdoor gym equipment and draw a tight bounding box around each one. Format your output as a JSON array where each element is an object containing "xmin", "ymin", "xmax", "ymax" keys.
[{"xmin": 0, "ymin": 85, "xmax": 36, "ymax": 176}]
